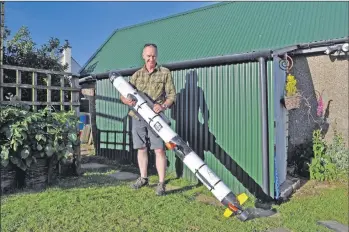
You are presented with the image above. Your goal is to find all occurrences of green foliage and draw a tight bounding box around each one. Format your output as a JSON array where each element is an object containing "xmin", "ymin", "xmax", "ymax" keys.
[
  {"xmin": 308, "ymin": 130, "xmax": 337, "ymax": 181},
  {"xmin": 2, "ymin": 26, "xmax": 71, "ymax": 104},
  {"xmin": 0, "ymin": 105, "xmax": 79, "ymax": 171},
  {"xmin": 285, "ymin": 74, "xmax": 298, "ymax": 97},
  {"xmin": 3, "ymin": 26, "xmax": 68, "ymax": 71},
  {"xmin": 325, "ymin": 129, "xmax": 349, "ymax": 173}
]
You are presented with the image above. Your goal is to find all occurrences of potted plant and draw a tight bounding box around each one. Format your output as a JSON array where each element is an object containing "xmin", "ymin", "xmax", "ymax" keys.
[
  {"xmin": 0, "ymin": 106, "xmax": 79, "ymax": 190},
  {"xmin": 283, "ymin": 73, "xmax": 301, "ymax": 110}
]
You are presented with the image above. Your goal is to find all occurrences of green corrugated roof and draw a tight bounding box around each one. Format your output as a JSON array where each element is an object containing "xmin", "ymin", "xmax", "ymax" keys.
[{"xmin": 80, "ymin": 1, "xmax": 348, "ymax": 74}]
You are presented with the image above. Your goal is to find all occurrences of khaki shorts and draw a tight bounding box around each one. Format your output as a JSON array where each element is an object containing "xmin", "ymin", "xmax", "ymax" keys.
[{"xmin": 131, "ymin": 117, "xmax": 164, "ymax": 150}]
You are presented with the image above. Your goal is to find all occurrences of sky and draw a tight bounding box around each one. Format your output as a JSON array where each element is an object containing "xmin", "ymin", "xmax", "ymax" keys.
[{"xmin": 4, "ymin": 1, "xmax": 216, "ymax": 68}]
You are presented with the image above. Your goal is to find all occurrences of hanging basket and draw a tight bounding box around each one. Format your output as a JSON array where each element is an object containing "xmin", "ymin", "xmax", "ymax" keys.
[{"xmin": 284, "ymin": 94, "xmax": 301, "ymax": 110}]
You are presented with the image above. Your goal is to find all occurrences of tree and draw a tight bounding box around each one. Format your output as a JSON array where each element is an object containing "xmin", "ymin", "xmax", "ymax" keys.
[
  {"xmin": 2, "ymin": 26, "xmax": 71, "ymax": 109},
  {"xmin": 3, "ymin": 26, "xmax": 68, "ymax": 71}
]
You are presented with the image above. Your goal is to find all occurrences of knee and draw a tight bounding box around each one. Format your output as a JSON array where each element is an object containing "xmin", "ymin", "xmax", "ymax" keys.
[
  {"xmin": 154, "ymin": 148, "xmax": 165, "ymax": 155},
  {"xmin": 138, "ymin": 147, "xmax": 147, "ymax": 153}
]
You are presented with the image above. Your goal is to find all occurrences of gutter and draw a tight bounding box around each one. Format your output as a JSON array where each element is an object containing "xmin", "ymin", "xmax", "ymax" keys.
[
  {"xmin": 79, "ymin": 50, "xmax": 272, "ymax": 84},
  {"xmin": 290, "ymin": 37, "xmax": 348, "ymax": 55},
  {"xmin": 297, "ymin": 37, "xmax": 348, "ymax": 49},
  {"xmin": 79, "ymin": 37, "xmax": 348, "ymax": 85}
]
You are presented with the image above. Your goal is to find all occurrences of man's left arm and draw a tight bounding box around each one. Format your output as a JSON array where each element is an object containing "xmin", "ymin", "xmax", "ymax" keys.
[{"xmin": 162, "ymin": 72, "xmax": 176, "ymax": 109}]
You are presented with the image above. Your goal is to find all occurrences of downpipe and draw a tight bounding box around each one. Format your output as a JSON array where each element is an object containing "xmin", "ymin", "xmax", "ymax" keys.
[{"xmin": 258, "ymin": 56, "xmax": 270, "ymax": 197}]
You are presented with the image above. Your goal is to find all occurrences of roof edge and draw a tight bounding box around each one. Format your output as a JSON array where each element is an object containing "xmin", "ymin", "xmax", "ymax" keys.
[
  {"xmin": 78, "ymin": 29, "xmax": 119, "ymax": 74},
  {"xmin": 112, "ymin": 2, "xmax": 227, "ymax": 33},
  {"xmin": 79, "ymin": 2, "xmax": 227, "ymax": 74},
  {"xmin": 79, "ymin": 36, "xmax": 348, "ymax": 84}
]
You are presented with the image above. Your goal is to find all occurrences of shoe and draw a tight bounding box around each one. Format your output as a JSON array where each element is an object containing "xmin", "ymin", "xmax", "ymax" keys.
[
  {"xmin": 130, "ymin": 177, "xmax": 149, "ymax": 189},
  {"xmin": 156, "ymin": 182, "xmax": 166, "ymax": 196}
]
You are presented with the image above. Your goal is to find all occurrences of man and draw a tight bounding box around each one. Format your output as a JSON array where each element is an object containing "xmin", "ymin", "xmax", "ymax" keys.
[{"xmin": 120, "ymin": 43, "xmax": 176, "ymax": 196}]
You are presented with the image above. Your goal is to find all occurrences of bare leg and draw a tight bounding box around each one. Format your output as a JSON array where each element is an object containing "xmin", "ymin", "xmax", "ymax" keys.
[
  {"xmin": 137, "ymin": 147, "xmax": 148, "ymax": 178},
  {"xmin": 154, "ymin": 148, "xmax": 167, "ymax": 182}
]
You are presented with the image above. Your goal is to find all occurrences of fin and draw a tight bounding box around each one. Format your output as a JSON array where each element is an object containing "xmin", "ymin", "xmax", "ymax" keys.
[
  {"xmin": 223, "ymin": 208, "xmax": 234, "ymax": 218},
  {"xmin": 237, "ymin": 193, "xmax": 248, "ymax": 205}
]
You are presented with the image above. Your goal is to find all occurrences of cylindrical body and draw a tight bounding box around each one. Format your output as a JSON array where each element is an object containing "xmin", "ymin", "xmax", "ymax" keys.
[
  {"xmin": 111, "ymin": 74, "xmax": 177, "ymax": 142},
  {"xmin": 109, "ymin": 72, "xmax": 243, "ymax": 212}
]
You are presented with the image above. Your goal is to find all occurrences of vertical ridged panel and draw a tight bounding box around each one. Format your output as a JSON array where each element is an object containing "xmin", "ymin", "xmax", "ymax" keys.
[
  {"xmin": 96, "ymin": 78, "xmax": 131, "ymax": 160},
  {"xmin": 95, "ymin": 63, "xmax": 277, "ymax": 197},
  {"xmin": 167, "ymin": 63, "xmax": 266, "ymax": 196}
]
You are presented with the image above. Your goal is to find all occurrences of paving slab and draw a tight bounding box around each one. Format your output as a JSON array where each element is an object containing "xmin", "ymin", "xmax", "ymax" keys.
[
  {"xmin": 317, "ymin": 221, "xmax": 349, "ymax": 232},
  {"xmin": 109, "ymin": 171, "xmax": 139, "ymax": 181},
  {"xmin": 267, "ymin": 228, "xmax": 291, "ymax": 232},
  {"xmin": 81, "ymin": 163, "xmax": 109, "ymax": 169}
]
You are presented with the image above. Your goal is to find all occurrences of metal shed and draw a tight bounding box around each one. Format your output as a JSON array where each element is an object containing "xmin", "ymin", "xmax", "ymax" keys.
[{"xmin": 79, "ymin": 2, "xmax": 348, "ymax": 200}]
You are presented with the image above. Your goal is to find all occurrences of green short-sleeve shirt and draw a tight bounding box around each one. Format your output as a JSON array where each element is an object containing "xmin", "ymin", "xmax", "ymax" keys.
[
  {"xmin": 128, "ymin": 64, "xmax": 176, "ymax": 118},
  {"xmin": 129, "ymin": 64, "xmax": 176, "ymax": 104}
]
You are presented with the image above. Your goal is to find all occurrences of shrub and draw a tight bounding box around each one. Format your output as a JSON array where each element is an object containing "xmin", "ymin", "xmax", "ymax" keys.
[
  {"xmin": 308, "ymin": 129, "xmax": 337, "ymax": 181},
  {"xmin": 0, "ymin": 105, "xmax": 79, "ymax": 171},
  {"xmin": 326, "ymin": 129, "xmax": 348, "ymax": 173}
]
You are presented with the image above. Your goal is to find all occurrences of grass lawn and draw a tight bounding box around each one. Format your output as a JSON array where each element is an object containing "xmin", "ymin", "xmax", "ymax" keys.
[{"xmin": 1, "ymin": 164, "xmax": 348, "ymax": 232}]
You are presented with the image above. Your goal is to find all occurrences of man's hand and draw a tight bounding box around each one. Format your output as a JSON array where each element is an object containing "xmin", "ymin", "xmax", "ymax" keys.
[
  {"xmin": 153, "ymin": 103, "xmax": 164, "ymax": 113},
  {"xmin": 121, "ymin": 95, "xmax": 136, "ymax": 107}
]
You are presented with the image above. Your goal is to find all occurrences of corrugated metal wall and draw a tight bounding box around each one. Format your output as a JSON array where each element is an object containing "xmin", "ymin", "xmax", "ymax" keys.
[{"xmin": 95, "ymin": 61, "xmax": 280, "ymax": 198}]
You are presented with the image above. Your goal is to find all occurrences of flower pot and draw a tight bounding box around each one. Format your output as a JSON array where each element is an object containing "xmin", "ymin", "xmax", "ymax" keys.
[
  {"xmin": 25, "ymin": 158, "xmax": 49, "ymax": 189},
  {"xmin": 1, "ymin": 163, "xmax": 17, "ymax": 194},
  {"xmin": 25, "ymin": 156, "xmax": 59, "ymax": 189},
  {"xmin": 284, "ymin": 94, "xmax": 301, "ymax": 110}
]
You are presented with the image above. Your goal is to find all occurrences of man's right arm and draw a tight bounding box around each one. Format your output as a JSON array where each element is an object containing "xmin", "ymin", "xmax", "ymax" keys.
[{"xmin": 120, "ymin": 73, "xmax": 137, "ymax": 106}]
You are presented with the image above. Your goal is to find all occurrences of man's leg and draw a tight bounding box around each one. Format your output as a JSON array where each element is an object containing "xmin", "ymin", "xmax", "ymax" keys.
[
  {"xmin": 130, "ymin": 118, "xmax": 149, "ymax": 189},
  {"xmin": 149, "ymin": 132, "xmax": 167, "ymax": 195},
  {"xmin": 154, "ymin": 148, "xmax": 167, "ymax": 183},
  {"xmin": 137, "ymin": 147, "xmax": 148, "ymax": 178}
]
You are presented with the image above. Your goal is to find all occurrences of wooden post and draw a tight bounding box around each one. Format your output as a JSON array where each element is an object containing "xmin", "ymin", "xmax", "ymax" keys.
[
  {"xmin": 60, "ymin": 76, "xmax": 64, "ymax": 111},
  {"xmin": 16, "ymin": 70, "xmax": 21, "ymax": 100},
  {"xmin": 32, "ymin": 72, "xmax": 37, "ymax": 111},
  {"xmin": 0, "ymin": 67, "xmax": 3, "ymax": 102},
  {"xmin": 0, "ymin": 1, "xmax": 4, "ymax": 66},
  {"xmin": 0, "ymin": 2, "xmax": 4, "ymax": 102},
  {"xmin": 47, "ymin": 74, "xmax": 51, "ymax": 106},
  {"xmin": 71, "ymin": 75, "xmax": 81, "ymax": 175}
]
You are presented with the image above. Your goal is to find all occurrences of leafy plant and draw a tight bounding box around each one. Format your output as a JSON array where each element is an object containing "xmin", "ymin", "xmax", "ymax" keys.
[
  {"xmin": 0, "ymin": 105, "xmax": 79, "ymax": 171},
  {"xmin": 326, "ymin": 129, "xmax": 349, "ymax": 173},
  {"xmin": 308, "ymin": 129, "xmax": 337, "ymax": 181},
  {"xmin": 285, "ymin": 74, "xmax": 298, "ymax": 97}
]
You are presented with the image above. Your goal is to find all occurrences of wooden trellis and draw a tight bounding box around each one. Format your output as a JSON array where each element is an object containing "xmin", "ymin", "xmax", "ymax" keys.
[
  {"xmin": 0, "ymin": 64, "xmax": 80, "ymax": 111},
  {"xmin": 0, "ymin": 64, "xmax": 82, "ymax": 174}
]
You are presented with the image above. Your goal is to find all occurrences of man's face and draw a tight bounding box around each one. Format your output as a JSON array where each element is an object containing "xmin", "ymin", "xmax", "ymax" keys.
[{"xmin": 142, "ymin": 46, "xmax": 157, "ymax": 68}]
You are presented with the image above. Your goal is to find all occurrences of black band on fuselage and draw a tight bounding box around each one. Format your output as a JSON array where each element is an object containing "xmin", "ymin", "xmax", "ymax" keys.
[
  {"xmin": 136, "ymin": 101, "xmax": 147, "ymax": 112},
  {"xmin": 149, "ymin": 114, "xmax": 161, "ymax": 124},
  {"xmin": 213, "ymin": 180, "xmax": 221, "ymax": 187},
  {"xmin": 194, "ymin": 164, "xmax": 215, "ymax": 191}
]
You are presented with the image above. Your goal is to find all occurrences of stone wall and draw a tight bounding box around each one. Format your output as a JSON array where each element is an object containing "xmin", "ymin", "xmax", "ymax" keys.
[{"xmin": 287, "ymin": 53, "xmax": 348, "ymax": 173}]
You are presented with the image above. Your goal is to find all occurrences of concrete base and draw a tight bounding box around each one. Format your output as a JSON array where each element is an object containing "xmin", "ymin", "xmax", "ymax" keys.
[{"xmin": 279, "ymin": 175, "xmax": 301, "ymax": 200}]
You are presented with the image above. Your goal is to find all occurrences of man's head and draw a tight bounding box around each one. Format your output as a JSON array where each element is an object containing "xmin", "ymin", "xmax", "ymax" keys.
[{"xmin": 142, "ymin": 43, "xmax": 158, "ymax": 69}]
